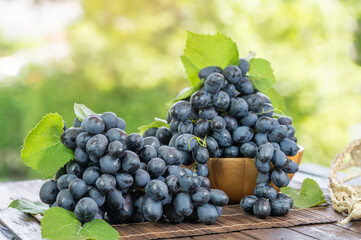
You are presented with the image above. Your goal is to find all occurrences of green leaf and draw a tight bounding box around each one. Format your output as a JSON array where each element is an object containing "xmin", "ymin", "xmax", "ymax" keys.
[
  {"xmin": 9, "ymin": 198, "xmax": 49, "ymax": 215},
  {"xmin": 264, "ymin": 87, "xmax": 286, "ymax": 113},
  {"xmin": 138, "ymin": 118, "xmax": 169, "ymax": 135},
  {"xmin": 181, "ymin": 31, "xmax": 239, "ymax": 85},
  {"xmin": 167, "ymin": 79, "xmax": 205, "ymax": 107},
  {"xmin": 74, "ymin": 103, "xmax": 96, "ymax": 121},
  {"xmin": 21, "ymin": 113, "xmax": 74, "ymax": 178},
  {"xmin": 248, "ymin": 58, "xmax": 276, "ymax": 92},
  {"xmin": 281, "ymin": 178, "xmax": 327, "ymax": 209},
  {"xmin": 41, "ymin": 207, "xmax": 119, "ymax": 240}
]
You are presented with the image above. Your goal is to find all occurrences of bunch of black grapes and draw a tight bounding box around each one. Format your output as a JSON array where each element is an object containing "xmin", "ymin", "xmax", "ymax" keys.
[
  {"xmin": 39, "ymin": 112, "xmax": 228, "ymax": 225},
  {"xmin": 144, "ymin": 57, "xmax": 299, "ymax": 219}
]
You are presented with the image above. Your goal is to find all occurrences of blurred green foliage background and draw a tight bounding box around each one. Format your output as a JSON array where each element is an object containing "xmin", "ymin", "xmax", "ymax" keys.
[{"xmin": 1, "ymin": 0, "xmax": 361, "ymax": 181}]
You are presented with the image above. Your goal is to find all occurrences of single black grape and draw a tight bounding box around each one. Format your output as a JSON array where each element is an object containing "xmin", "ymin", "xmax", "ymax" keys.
[
  {"xmin": 194, "ymin": 119, "xmax": 210, "ymax": 138},
  {"xmin": 271, "ymin": 169, "xmax": 290, "ymax": 188},
  {"xmin": 121, "ymin": 150, "xmax": 140, "ymax": 174},
  {"xmin": 139, "ymin": 145, "xmax": 157, "ymax": 163},
  {"xmin": 178, "ymin": 120, "xmax": 194, "ymax": 134},
  {"xmin": 253, "ymin": 198, "xmax": 271, "ymax": 219},
  {"xmin": 134, "ymin": 169, "xmax": 151, "ymax": 188},
  {"xmin": 155, "ymin": 127, "xmax": 172, "ymax": 145},
  {"xmin": 106, "ymin": 189, "xmax": 125, "ymax": 210},
  {"xmin": 223, "ymin": 65, "xmax": 242, "ymax": 84},
  {"xmin": 282, "ymin": 159, "xmax": 299, "ymax": 173},
  {"xmin": 86, "ymin": 134, "xmax": 109, "ymax": 157},
  {"xmin": 39, "ymin": 180, "xmax": 59, "ymax": 204},
  {"xmin": 147, "ymin": 158, "xmax": 166, "ymax": 178},
  {"xmin": 75, "ymin": 132, "xmax": 92, "ymax": 149},
  {"xmin": 143, "ymin": 127, "xmax": 158, "ymax": 137},
  {"xmin": 169, "ymin": 101, "xmax": 192, "ymax": 121},
  {"xmin": 143, "ymin": 196, "xmax": 163, "ymax": 222},
  {"xmin": 95, "ymin": 174, "xmax": 116, "ymax": 195},
  {"xmin": 190, "ymin": 90, "xmax": 212, "ymax": 109},
  {"xmin": 257, "ymin": 142, "xmax": 275, "ymax": 163},
  {"xmin": 198, "ymin": 66, "xmax": 223, "ymax": 80},
  {"xmin": 100, "ymin": 112, "xmax": 117, "ymax": 131},
  {"xmin": 126, "ymin": 133, "xmax": 144, "ymax": 152},
  {"xmin": 240, "ymin": 195, "xmax": 257, "ymax": 214},
  {"xmin": 204, "ymin": 73, "xmax": 225, "ymax": 93},
  {"xmin": 69, "ymin": 178, "xmax": 87, "ymax": 200},
  {"xmin": 199, "ymin": 107, "xmax": 218, "ymax": 120},
  {"xmin": 213, "ymin": 91, "xmax": 230, "ymax": 110},
  {"xmin": 61, "ymin": 127, "xmax": 82, "ymax": 149},
  {"xmin": 99, "ymin": 154, "xmax": 121, "ymax": 174},
  {"xmin": 87, "ymin": 187, "xmax": 105, "ymax": 207},
  {"xmin": 240, "ymin": 142, "xmax": 258, "ymax": 158},
  {"xmin": 174, "ymin": 191, "xmax": 193, "ymax": 217},
  {"xmin": 191, "ymin": 187, "xmax": 210, "ymax": 206},
  {"xmin": 82, "ymin": 166, "xmax": 100, "ymax": 186},
  {"xmin": 209, "ymin": 189, "xmax": 229, "ymax": 206},
  {"xmin": 108, "ymin": 140, "xmax": 126, "ymax": 158},
  {"xmin": 57, "ymin": 174, "xmax": 77, "ymax": 190},
  {"xmin": 115, "ymin": 172, "xmax": 134, "ymax": 189},
  {"xmin": 105, "ymin": 128, "xmax": 127, "ymax": 144},
  {"xmin": 143, "ymin": 136, "xmax": 161, "ymax": 151},
  {"xmin": 197, "ymin": 203, "xmax": 219, "ymax": 224},
  {"xmin": 57, "ymin": 189, "xmax": 75, "ymax": 211},
  {"xmin": 84, "ymin": 115, "xmax": 105, "ymax": 135}
]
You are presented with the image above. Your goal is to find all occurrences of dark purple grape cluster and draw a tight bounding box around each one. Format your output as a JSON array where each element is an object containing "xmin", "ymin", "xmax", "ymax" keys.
[
  {"xmin": 39, "ymin": 112, "xmax": 228, "ymax": 225},
  {"xmin": 144, "ymin": 58, "xmax": 299, "ymax": 219}
]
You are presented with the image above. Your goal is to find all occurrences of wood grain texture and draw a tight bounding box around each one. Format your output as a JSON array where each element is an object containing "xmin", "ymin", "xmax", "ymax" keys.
[
  {"xmin": 193, "ymin": 232, "xmax": 253, "ymax": 239},
  {"xmin": 242, "ymin": 228, "xmax": 315, "ymax": 240},
  {"xmin": 291, "ymin": 223, "xmax": 361, "ymax": 240}
]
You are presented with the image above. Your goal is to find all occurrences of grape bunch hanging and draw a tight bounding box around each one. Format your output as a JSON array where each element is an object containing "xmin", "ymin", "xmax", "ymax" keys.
[
  {"xmin": 144, "ymin": 57, "xmax": 299, "ymax": 219},
  {"xmin": 39, "ymin": 111, "xmax": 228, "ymax": 225}
]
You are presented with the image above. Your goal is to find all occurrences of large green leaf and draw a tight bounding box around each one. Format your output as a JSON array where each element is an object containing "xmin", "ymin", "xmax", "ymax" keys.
[
  {"xmin": 181, "ymin": 31, "xmax": 239, "ymax": 85},
  {"xmin": 9, "ymin": 198, "xmax": 49, "ymax": 215},
  {"xmin": 248, "ymin": 58, "xmax": 276, "ymax": 92},
  {"xmin": 281, "ymin": 178, "xmax": 327, "ymax": 209},
  {"xmin": 21, "ymin": 113, "xmax": 74, "ymax": 178},
  {"xmin": 41, "ymin": 207, "xmax": 119, "ymax": 240}
]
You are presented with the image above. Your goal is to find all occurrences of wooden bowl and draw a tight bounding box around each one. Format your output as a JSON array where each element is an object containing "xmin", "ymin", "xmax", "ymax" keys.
[{"xmin": 205, "ymin": 145, "xmax": 304, "ymax": 204}]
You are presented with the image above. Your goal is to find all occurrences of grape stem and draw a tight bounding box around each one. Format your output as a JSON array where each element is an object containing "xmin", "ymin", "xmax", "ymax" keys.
[{"xmin": 188, "ymin": 135, "xmax": 207, "ymax": 150}]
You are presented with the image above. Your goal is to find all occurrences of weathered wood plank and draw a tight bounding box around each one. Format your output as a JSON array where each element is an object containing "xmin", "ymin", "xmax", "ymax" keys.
[
  {"xmin": 291, "ymin": 223, "xmax": 361, "ymax": 240},
  {"xmin": 241, "ymin": 228, "xmax": 315, "ymax": 240},
  {"xmin": 0, "ymin": 180, "xmax": 44, "ymax": 209},
  {"xmin": 336, "ymin": 221, "xmax": 361, "ymax": 233},
  {"xmin": 193, "ymin": 232, "xmax": 254, "ymax": 239},
  {"xmin": 0, "ymin": 208, "xmax": 41, "ymax": 240},
  {"xmin": 0, "ymin": 180, "xmax": 44, "ymax": 240},
  {"xmin": 0, "ymin": 224, "xmax": 16, "ymax": 240}
]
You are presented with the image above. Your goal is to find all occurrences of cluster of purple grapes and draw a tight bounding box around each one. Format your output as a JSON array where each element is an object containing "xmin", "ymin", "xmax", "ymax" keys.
[
  {"xmin": 143, "ymin": 57, "xmax": 299, "ymax": 219},
  {"xmin": 39, "ymin": 111, "xmax": 228, "ymax": 225}
]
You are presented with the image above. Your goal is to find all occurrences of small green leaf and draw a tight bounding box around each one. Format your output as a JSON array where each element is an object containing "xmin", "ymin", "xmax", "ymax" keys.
[
  {"xmin": 167, "ymin": 79, "xmax": 205, "ymax": 107},
  {"xmin": 138, "ymin": 118, "xmax": 169, "ymax": 135},
  {"xmin": 41, "ymin": 207, "xmax": 119, "ymax": 240},
  {"xmin": 181, "ymin": 31, "xmax": 239, "ymax": 85},
  {"xmin": 9, "ymin": 198, "xmax": 49, "ymax": 215},
  {"xmin": 21, "ymin": 113, "xmax": 74, "ymax": 178},
  {"xmin": 281, "ymin": 178, "xmax": 327, "ymax": 209},
  {"xmin": 264, "ymin": 87, "xmax": 286, "ymax": 113},
  {"xmin": 248, "ymin": 58, "xmax": 276, "ymax": 92},
  {"xmin": 74, "ymin": 103, "xmax": 96, "ymax": 121}
]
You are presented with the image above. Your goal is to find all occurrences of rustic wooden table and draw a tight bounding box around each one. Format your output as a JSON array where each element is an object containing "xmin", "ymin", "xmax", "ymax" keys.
[{"xmin": 0, "ymin": 163, "xmax": 360, "ymax": 240}]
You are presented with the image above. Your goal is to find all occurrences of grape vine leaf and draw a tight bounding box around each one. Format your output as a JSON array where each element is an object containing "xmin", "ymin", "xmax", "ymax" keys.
[
  {"xmin": 248, "ymin": 58, "xmax": 276, "ymax": 92},
  {"xmin": 167, "ymin": 79, "xmax": 205, "ymax": 107},
  {"xmin": 9, "ymin": 198, "xmax": 49, "ymax": 215},
  {"xmin": 41, "ymin": 207, "xmax": 119, "ymax": 240},
  {"xmin": 138, "ymin": 118, "xmax": 169, "ymax": 135},
  {"xmin": 74, "ymin": 103, "xmax": 96, "ymax": 121},
  {"xmin": 21, "ymin": 113, "xmax": 74, "ymax": 179},
  {"xmin": 181, "ymin": 31, "xmax": 239, "ymax": 85},
  {"xmin": 264, "ymin": 87, "xmax": 286, "ymax": 113},
  {"xmin": 281, "ymin": 178, "xmax": 327, "ymax": 209}
]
